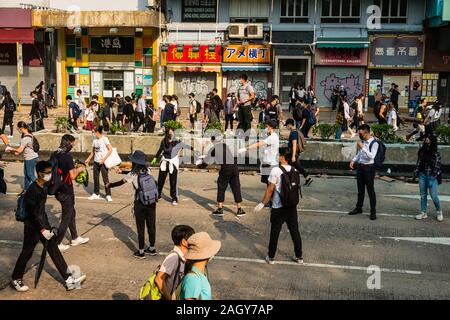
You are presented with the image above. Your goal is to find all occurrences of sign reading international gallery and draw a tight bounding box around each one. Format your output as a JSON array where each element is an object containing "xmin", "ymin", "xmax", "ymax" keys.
[
  {"xmin": 182, "ymin": 0, "xmax": 217, "ymax": 22},
  {"xmin": 315, "ymin": 48, "xmax": 368, "ymax": 66},
  {"xmin": 166, "ymin": 44, "xmax": 221, "ymax": 63},
  {"xmin": 368, "ymin": 35, "xmax": 425, "ymax": 69},
  {"xmin": 89, "ymin": 36, "xmax": 134, "ymax": 55}
]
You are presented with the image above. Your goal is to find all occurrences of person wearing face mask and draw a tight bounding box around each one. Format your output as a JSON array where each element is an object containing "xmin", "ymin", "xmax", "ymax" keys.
[
  {"xmin": 10, "ymin": 160, "xmax": 87, "ymax": 292},
  {"xmin": 51, "ymin": 134, "xmax": 89, "ymax": 251},
  {"xmin": 309, "ymin": 96, "xmax": 320, "ymax": 123},
  {"xmin": 414, "ymin": 135, "xmax": 443, "ymax": 222},
  {"xmin": 348, "ymin": 124, "xmax": 378, "ymax": 221}
]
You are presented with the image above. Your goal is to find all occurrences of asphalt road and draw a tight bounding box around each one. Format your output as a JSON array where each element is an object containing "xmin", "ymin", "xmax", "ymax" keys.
[{"xmin": 0, "ymin": 162, "xmax": 449, "ymax": 300}]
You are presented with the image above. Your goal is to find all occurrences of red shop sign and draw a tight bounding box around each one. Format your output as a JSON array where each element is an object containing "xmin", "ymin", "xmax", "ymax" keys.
[{"xmin": 167, "ymin": 45, "xmax": 221, "ymax": 63}]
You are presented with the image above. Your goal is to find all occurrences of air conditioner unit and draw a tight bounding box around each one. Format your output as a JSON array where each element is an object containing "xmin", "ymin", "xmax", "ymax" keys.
[
  {"xmin": 228, "ymin": 24, "xmax": 245, "ymax": 39},
  {"xmin": 246, "ymin": 24, "xmax": 263, "ymax": 39}
]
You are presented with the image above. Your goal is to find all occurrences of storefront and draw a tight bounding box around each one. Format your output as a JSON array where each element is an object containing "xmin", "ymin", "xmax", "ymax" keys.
[
  {"xmin": 314, "ymin": 45, "xmax": 368, "ymax": 108},
  {"xmin": 164, "ymin": 44, "xmax": 221, "ymax": 107},
  {"xmin": 63, "ymin": 27, "xmax": 157, "ymax": 105},
  {"xmin": 0, "ymin": 8, "xmax": 44, "ymax": 105},
  {"xmin": 222, "ymin": 45, "xmax": 271, "ymax": 100},
  {"xmin": 368, "ymin": 34, "xmax": 425, "ymax": 109}
]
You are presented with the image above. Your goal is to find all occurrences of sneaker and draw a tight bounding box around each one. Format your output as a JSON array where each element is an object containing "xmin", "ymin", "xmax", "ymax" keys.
[
  {"xmin": 11, "ymin": 279, "xmax": 29, "ymax": 292},
  {"xmin": 212, "ymin": 208, "xmax": 224, "ymax": 216},
  {"xmin": 236, "ymin": 208, "xmax": 246, "ymax": 217},
  {"xmin": 106, "ymin": 195, "xmax": 113, "ymax": 202},
  {"xmin": 292, "ymin": 256, "xmax": 304, "ymax": 264},
  {"xmin": 66, "ymin": 274, "xmax": 87, "ymax": 291},
  {"xmin": 144, "ymin": 247, "xmax": 157, "ymax": 256},
  {"xmin": 415, "ymin": 212, "xmax": 428, "ymax": 220},
  {"xmin": 370, "ymin": 212, "xmax": 377, "ymax": 221},
  {"xmin": 88, "ymin": 194, "xmax": 101, "ymax": 200},
  {"xmin": 58, "ymin": 243, "xmax": 71, "ymax": 252},
  {"xmin": 348, "ymin": 208, "xmax": 363, "ymax": 215},
  {"xmin": 7, "ymin": 135, "xmax": 13, "ymax": 139},
  {"xmin": 304, "ymin": 177, "xmax": 313, "ymax": 187},
  {"xmin": 437, "ymin": 211, "xmax": 444, "ymax": 222},
  {"xmin": 134, "ymin": 251, "xmax": 146, "ymax": 260},
  {"xmin": 172, "ymin": 201, "xmax": 178, "ymax": 206},
  {"xmin": 265, "ymin": 256, "xmax": 275, "ymax": 265},
  {"xmin": 71, "ymin": 236, "xmax": 90, "ymax": 246}
]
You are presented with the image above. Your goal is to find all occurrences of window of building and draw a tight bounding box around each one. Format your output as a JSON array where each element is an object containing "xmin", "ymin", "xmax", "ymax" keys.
[
  {"xmin": 321, "ymin": 0, "xmax": 361, "ymax": 23},
  {"xmin": 66, "ymin": 35, "xmax": 76, "ymax": 58},
  {"xmin": 75, "ymin": 37, "xmax": 82, "ymax": 60},
  {"xmin": 229, "ymin": 0, "xmax": 270, "ymax": 23},
  {"xmin": 373, "ymin": 0, "xmax": 407, "ymax": 23},
  {"xmin": 280, "ymin": 0, "xmax": 309, "ymax": 23}
]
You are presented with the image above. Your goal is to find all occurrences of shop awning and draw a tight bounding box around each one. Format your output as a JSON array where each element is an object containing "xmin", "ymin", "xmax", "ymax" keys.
[
  {"xmin": 166, "ymin": 64, "xmax": 221, "ymax": 72},
  {"xmin": 222, "ymin": 65, "xmax": 272, "ymax": 72},
  {"xmin": 0, "ymin": 28, "xmax": 34, "ymax": 44},
  {"xmin": 316, "ymin": 37, "xmax": 369, "ymax": 49}
]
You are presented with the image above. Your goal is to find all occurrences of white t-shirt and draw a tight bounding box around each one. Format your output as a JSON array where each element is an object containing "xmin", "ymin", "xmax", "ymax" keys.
[
  {"xmin": 268, "ymin": 164, "xmax": 293, "ymax": 209},
  {"xmin": 262, "ymin": 133, "xmax": 279, "ymax": 166},
  {"xmin": 77, "ymin": 95, "xmax": 86, "ymax": 110},
  {"xmin": 92, "ymin": 136, "xmax": 111, "ymax": 163},
  {"xmin": 85, "ymin": 108, "xmax": 95, "ymax": 122},
  {"xmin": 388, "ymin": 110, "xmax": 398, "ymax": 130},
  {"xmin": 159, "ymin": 246, "xmax": 185, "ymax": 295}
]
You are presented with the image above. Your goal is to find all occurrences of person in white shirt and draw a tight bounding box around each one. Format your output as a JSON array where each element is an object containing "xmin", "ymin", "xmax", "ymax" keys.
[
  {"xmin": 188, "ymin": 93, "xmax": 199, "ymax": 132},
  {"xmin": 84, "ymin": 101, "xmax": 96, "ymax": 131},
  {"xmin": 76, "ymin": 89, "xmax": 86, "ymax": 125},
  {"xmin": 134, "ymin": 94, "xmax": 147, "ymax": 132},
  {"xmin": 85, "ymin": 126, "xmax": 113, "ymax": 202},
  {"xmin": 158, "ymin": 96, "xmax": 166, "ymax": 131},
  {"xmin": 387, "ymin": 102, "xmax": 398, "ymax": 131},
  {"xmin": 239, "ymin": 119, "xmax": 279, "ymax": 184},
  {"xmin": 349, "ymin": 124, "xmax": 379, "ymax": 220},
  {"xmin": 343, "ymin": 97, "xmax": 356, "ymax": 138}
]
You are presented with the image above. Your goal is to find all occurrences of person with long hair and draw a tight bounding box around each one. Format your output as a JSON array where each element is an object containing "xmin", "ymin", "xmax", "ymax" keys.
[
  {"xmin": 7, "ymin": 122, "xmax": 38, "ymax": 189},
  {"xmin": 0, "ymin": 91, "xmax": 16, "ymax": 137},
  {"xmin": 107, "ymin": 150, "xmax": 158, "ymax": 258},
  {"xmin": 414, "ymin": 135, "xmax": 443, "ymax": 222}
]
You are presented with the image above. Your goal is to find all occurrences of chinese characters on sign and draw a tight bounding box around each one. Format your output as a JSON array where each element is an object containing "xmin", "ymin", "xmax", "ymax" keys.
[
  {"xmin": 369, "ymin": 35, "xmax": 424, "ymax": 69},
  {"xmin": 315, "ymin": 48, "xmax": 368, "ymax": 66},
  {"xmin": 100, "ymin": 37, "xmax": 122, "ymax": 49},
  {"xmin": 223, "ymin": 45, "xmax": 270, "ymax": 63},
  {"xmin": 89, "ymin": 36, "xmax": 134, "ymax": 55},
  {"xmin": 182, "ymin": 0, "xmax": 217, "ymax": 22},
  {"xmin": 166, "ymin": 45, "xmax": 221, "ymax": 63}
]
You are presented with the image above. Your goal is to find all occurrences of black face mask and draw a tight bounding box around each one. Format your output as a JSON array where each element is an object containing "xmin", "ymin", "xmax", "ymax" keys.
[{"xmin": 359, "ymin": 134, "xmax": 365, "ymax": 141}]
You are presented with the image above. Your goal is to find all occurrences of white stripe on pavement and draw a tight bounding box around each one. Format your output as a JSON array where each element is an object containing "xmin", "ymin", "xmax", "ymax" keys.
[
  {"xmin": 155, "ymin": 252, "xmax": 422, "ymax": 275},
  {"xmin": 382, "ymin": 194, "xmax": 450, "ymax": 202},
  {"xmin": 380, "ymin": 237, "xmax": 450, "ymax": 246}
]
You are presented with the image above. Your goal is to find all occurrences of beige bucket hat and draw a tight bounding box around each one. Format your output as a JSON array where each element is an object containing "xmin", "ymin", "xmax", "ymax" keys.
[{"xmin": 185, "ymin": 232, "xmax": 221, "ymax": 261}]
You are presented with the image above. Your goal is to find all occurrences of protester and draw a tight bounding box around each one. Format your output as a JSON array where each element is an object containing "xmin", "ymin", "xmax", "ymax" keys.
[
  {"xmin": 237, "ymin": 74, "xmax": 255, "ymax": 133},
  {"xmin": 202, "ymin": 136, "xmax": 246, "ymax": 217},
  {"xmin": 331, "ymin": 86, "xmax": 339, "ymax": 111},
  {"xmin": 47, "ymin": 83, "xmax": 55, "ymax": 108},
  {"xmin": 376, "ymin": 101, "xmax": 388, "ymax": 125},
  {"xmin": 188, "ymin": 93, "xmax": 199, "ymax": 132},
  {"xmin": 288, "ymin": 86, "xmax": 298, "ymax": 113},
  {"xmin": 123, "ymin": 96, "xmax": 134, "ymax": 131},
  {"xmin": 389, "ymin": 83, "xmax": 400, "ymax": 112},
  {"xmin": 285, "ymin": 119, "xmax": 313, "ymax": 186},
  {"xmin": 267, "ymin": 97, "xmax": 280, "ymax": 127},
  {"xmin": 254, "ymin": 146, "xmax": 303, "ymax": 265},
  {"xmin": 76, "ymin": 89, "xmax": 86, "ymax": 126},
  {"xmin": 298, "ymin": 103, "xmax": 316, "ymax": 138},
  {"xmin": 414, "ymin": 135, "xmax": 443, "ymax": 222},
  {"xmin": 30, "ymin": 91, "xmax": 43, "ymax": 132},
  {"xmin": 179, "ymin": 232, "xmax": 221, "ymax": 300},
  {"xmin": 162, "ymin": 95, "xmax": 176, "ymax": 124},
  {"xmin": 66, "ymin": 95, "xmax": 80, "ymax": 131},
  {"xmin": 306, "ymin": 85, "xmax": 314, "ymax": 105},
  {"xmin": 212, "ymin": 88, "xmax": 223, "ymax": 117},
  {"xmin": 203, "ymin": 96, "xmax": 219, "ymax": 127},
  {"xmin": 134, "ymin": 94, "xmax": 147, "ymax": 132},
  {"xmin": 387, "ymin": 102, "xmax": 398, "ymax": 131},
  {"xmin": 348, "ymin": 124, "xmax": 378, "ymax": 221},
  {"xmin": 0, "ymin": 91, "xmax": 16, "ymax": 137},
  {"xmin": 423, "ymin": 102, "xmax": 442, "ymax": 135},
  {"xmin": 85, "ymin": 126, "xmax": 113, "ymax": 202},
  {"xmin": 172, "ymin": 95, "xmax": 180, "ymax": 120},
  {"xmin": 158, "ymin": 95, "xmax": 167, "ymax": 131},
  {"xmin": 107, "ymin": 150, "xmax": 158, "ymax": 258},
  {"xmin": 155, "ymin": 225, "xmax": 195, "ymax": 300},
  {"xmin": 35, "ymin": 81, "xmax": 44, "ymax": 95},
  {"xmin": 292, "ymin": 98, "xmax": 304, "ymax": 129},
  {"xmin": 309, "ymin": 96, "xmax": 320, "ymax": 123},
  {"xmin": 8, "ymin": 122, "xmax": 38, "ymax": 190},
  {"xmin": 10, "ymin": 160, "xmax": 87, "ymax": 292},
  {"xmin": 52, "ymin": 134, "xmax": 90, "ymax": 251},
  {"xmin": 144, "ymin": 100, "xmax": 157, "ymax": 133}
]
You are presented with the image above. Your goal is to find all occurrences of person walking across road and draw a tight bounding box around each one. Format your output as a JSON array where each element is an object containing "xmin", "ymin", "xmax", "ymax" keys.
[
  {"xmin": 237, "ymin": 74, "xmax": 255, "ymax": 134},
  {"xmin": 0, "ymin": 91, "xmax": 16, "ymax": 137},
  {"xmin": 348, "ymin": 124, "xmax": 378, "ymax": 221},
  {"xmin": 134, "ymin": 94, "xmax": 147, "ymax": 132}
]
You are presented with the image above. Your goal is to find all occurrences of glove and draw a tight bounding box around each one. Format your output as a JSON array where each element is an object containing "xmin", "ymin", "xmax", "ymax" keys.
[
  {"xmin": 238, "ymin": 147, "xmax": 247, "ymax": 154},
  {"xmin": 254, "ymin": 203, "xmax": 265, "ymax": 212},
  {"xmin": 151, "ymin": 158, "xmax": 158, "ymax": 165},
  {"xmin": 41, "ymin": 229, "xmax": 54, "ymax": 240}
]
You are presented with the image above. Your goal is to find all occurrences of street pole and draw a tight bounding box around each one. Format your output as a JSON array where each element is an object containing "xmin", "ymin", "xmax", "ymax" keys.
[{"xmin": 16, "ymin": 42, "xmax": 22, "ymax": 112}]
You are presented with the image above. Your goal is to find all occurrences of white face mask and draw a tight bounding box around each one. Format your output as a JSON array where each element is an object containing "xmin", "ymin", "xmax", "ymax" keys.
[{"xmin": 43, "ymin": 174, "xmax": 52, "ymax": 182}]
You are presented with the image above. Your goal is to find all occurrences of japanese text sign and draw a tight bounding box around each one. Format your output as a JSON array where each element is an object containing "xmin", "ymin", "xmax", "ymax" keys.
[
  {"xmin": 167, "ymin": 45, "xmax": 221, "ymax": 63},
  {"xmin": 369, "ymin": 35, "xmax": 424, "ymax": 69},
  {"xmin": 223, "ymin": 45, "xmax": 270, "ymax": 63}
]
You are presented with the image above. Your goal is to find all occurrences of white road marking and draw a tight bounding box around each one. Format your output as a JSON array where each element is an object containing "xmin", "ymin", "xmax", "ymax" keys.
[
  {"xmin": 154, "ymin": 251, "xmax": 422, "ymax": 275},
  {"xmin": 383, "ymin": 194, "xmax": 450, "ymax": 202},
  {"xmin": 0, "ymin": 240, "xmax": 22, "ymax": 246},
  {"xmin": 380, "ymin": 237, "xmax": 450, "ymax": 246}
]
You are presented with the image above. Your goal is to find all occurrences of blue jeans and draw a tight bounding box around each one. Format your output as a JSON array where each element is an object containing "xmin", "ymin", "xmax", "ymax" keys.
[
  {"xmin": 24, "ymin": 158, "xmax": 37, "ymax": 190},
  {"xmin": 419, "ymin": 173, "xmax": 442, "ymax": 213},
  {"xmin": 335, "ymin": 125, "xmax": 343, "ymax": 140}
]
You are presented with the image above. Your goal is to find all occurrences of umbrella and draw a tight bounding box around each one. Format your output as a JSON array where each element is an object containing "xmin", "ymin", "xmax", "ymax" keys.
[{"xmin": 35, "ymin": 227, "xmax": 59, "ymax": 288}]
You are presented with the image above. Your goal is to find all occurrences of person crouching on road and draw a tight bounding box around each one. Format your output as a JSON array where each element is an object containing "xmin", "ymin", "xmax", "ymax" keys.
[
  {"xmin": 107, "ymin": 150, "xmax": 158, "ymax": 259},
  {"xmin": 85, "ymin": 126, "xmax": 113, "ymax": 202},
  {"xmin": 254, "ymin": 146, "xmax": 303, "ymax": 265},
  {"xmin": 11, "ymin": 160, "xmax": 87, "ymax": 292},
  {"xmin": 179, "ymin": 232, "xmax": 221, "ymax": 300}
]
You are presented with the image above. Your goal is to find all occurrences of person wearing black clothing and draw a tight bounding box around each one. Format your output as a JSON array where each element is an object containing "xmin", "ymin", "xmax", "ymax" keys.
[
  {"xmin": 11, "ymin": 161, "xmax": 86, "ymax": 292},
  {"xmin": 286, "ymin": 119, "xmax": 313, "ymax": 186},
  {"xmin": 267, "ymin": 97, "xmax": 279, "ymax": 127},
  {"xmin": 52, "ymin": 135, "xmax": 89, "ymax": 251},
  {"xmin": 162, "ymin": 95, "xmax": 176, "ymax": 123},
  {"xmin": 331, "ymin": 86, "xmax": 339, "ymax": 111},
  {"xmin": 30, "ymin": 91, "xmax": 42, "ymax": 132},
  {"xmin": 47, "ymin": 83, "xmax": 55, "ymax": 108},
  {"xmin": 144, "ymin": 101, "xmax": 156, "ymax": 133},
  {"xmin": 389, "ymin": 84, "xmax": 400, "ymax": 112},
  {"xmin": 203, "ymin": 136, "xmax": 245, "ymax": 217},
  {"xmin": 123, "ymin": 96, "xmax": 134, "ymax": 131},
  {"xmin": 0, "ymin": 91, "xmax": 16, "ymax": 136},
  {"xmin": 35, "ymin": 81, "xmax": 44, "ymax": 95},
  {"xmin": 212, "ymin": 88, "xmax": 223, "ymax": 118},
  {"xmin": 299, "ymin": 104, "xmax": 314, "ymax": 138}
]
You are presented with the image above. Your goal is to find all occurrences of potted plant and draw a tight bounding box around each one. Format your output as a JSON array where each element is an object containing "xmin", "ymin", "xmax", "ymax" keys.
[
  {"xmin": 312, "ymin": 123, "xmax": 339, "ymax": 141},
  {"xmin": 54, "ymin": 117, "xmax": 69, "ymax": 133}
]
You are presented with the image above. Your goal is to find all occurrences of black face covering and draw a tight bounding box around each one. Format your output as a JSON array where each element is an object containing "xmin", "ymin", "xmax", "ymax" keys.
[{"xmin": 359, "ymin": 134, "xmax": 365, "ymax": 141}]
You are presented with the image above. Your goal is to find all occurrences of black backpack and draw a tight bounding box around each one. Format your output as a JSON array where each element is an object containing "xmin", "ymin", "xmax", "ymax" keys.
[
  {"xmin": 369, "ymin": 139, "xmax": 386, "ymax": 170},
  {"xmin": 195, "ymin": 100, "xmax": 202, "ymax": 114},
  {"xmin": 278, "ymin": 166, "xmax": 301, "ymax": 208},
  {"xmin": 15, "ymin": 189, "xmax": 28, "ymax": 222},
  {"xmin": 25, "ymin": 134, "xmax": 40, "ymax": 153},
  {"xmin": 47, "ymin": 151, "xmax": 69, "ymax": 195},
  {"xmin": 293, "ymin": 104, "xmax": 303, "ymax": 121},
  {"xmin": 267, "ymin": 106, "xmax": 278, "ymax": 121},
  {"xmin": 6, "ymin": 99, "xmax": 16, "ymax": 113}
]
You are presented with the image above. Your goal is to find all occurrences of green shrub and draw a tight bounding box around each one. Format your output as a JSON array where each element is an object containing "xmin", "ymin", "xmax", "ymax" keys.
[
  {"xmin": 163, "ymin": 120, "xmax": 183, "ymax": 131},
  {"xmin": 312, "ymin": 123, "xmax": 339, "ymax": 141},
  {"xmin": 257, "ymin": 122, "xmax": 266, "ymax": 130},
  {"xmin": 54, "ymin": 117, "xmax": 69, "ymax": 133},
  {"xmin": 371, "ymin": 124, "xmax": 404, "ymax": 143},
  {"xmin": 108, "ymin": 122, "xmax": 126, "ymax": 135},
  {"xmin": 205, "ymin": 121, "xmax": 223, "ymax": 132},
  {"xmin": 436, "ymin": 124, "xmax": 450, "ymax": 145}
]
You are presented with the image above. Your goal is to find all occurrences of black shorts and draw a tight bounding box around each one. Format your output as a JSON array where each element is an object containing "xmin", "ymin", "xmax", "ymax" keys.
[{"xmin": 189, "ymin": 114, "xmax": 197, "ymax": 123}]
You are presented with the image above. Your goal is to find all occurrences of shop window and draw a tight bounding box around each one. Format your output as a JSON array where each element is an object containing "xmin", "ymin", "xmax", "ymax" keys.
[
  {"xmin": 66, "ymin": 35, "xmax": 76, "ymax": 58},
  {"xmin": 144, "ymin": 55, "xmax": 152, "ymax": 68},
  {"xmin": 321, "ymin": 0, "xmax": 361, "ymax": 23},
  {"xmin": 68, "ymin": 74, "xmax": 76, "ymax": 86},
  {"xmin": 76, "ymin": 38, "xmax": 82, "ymax": 60},
  {"xmin": 280, "ymin": 0, "xmax": 309, "ymax": 23},
  {"xmin": 373, "ymin": 0, "xmax": 407, "ymax": 23},
  {"xmin": 229, "ymin": 0, "xmax": 269, "ymax": 23}
]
